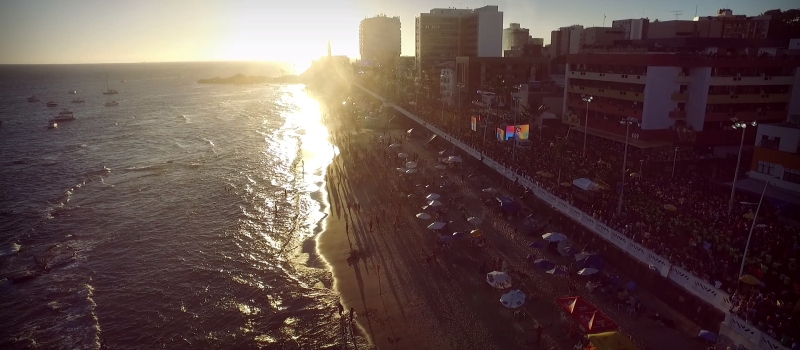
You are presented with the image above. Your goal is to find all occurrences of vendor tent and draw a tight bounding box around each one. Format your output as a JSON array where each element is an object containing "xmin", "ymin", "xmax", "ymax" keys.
[
  {"xmin": 496, "ymin": 196, "xmax": 520, "ymax": 213},
  {"xmin": 556, "ymin": 296, "xmax": 597, "ymax": 315},
  {"xmin": 576, "ymin": 311, "xmax": 618, "ymax": 334},
  {"xmin": 573, "ymin": 178, "xmax": 598, "ymax": 191},
  {"xmin": 586, "ymin": 332, "xmax": 639, "ymax": 350}
]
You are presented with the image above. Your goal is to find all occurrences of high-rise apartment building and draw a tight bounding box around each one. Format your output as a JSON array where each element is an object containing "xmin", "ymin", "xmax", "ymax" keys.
[
  {"xmin": 415, "ymin": 6, "xmax": 503, "ymax": 78},
  {"xmin": 359, "ymin": 15, "xmax": 401, "ymax": 67},
  {"xmin": 503, "ymin": 23, "xmax": 529, "ymax": 53},
  {"xmin": 550, "ymin": 25, "xmax": 584, "ymax": 56},
  {"xmin": 563, "ymin": 40, "xmax": 800, "ymax": 147},
  {"xmin": 612, "ymin": 18, "xmax": 649, "ymax": 40}
]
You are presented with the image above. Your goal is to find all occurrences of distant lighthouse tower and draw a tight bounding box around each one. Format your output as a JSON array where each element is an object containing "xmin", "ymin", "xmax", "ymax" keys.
[{"xmin": 327, "ymin": 40, "xmax": 332, "ymax": 57}]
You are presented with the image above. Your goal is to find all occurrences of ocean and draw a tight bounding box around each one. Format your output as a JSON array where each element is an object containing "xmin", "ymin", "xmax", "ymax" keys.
[{"xmin": 0, "ymin": 62, "xmax": 341, "ymax": 349}]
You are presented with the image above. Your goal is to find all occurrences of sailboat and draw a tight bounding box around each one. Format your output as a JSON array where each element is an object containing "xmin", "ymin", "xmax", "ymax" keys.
[{"xmin": 103, "ymin": 73, "xmax": 118, "ymax": 95}]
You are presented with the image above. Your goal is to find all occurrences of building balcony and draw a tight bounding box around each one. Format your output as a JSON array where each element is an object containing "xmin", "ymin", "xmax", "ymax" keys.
[
  {"xmin": 569, "ymin": 70, "xmax": 646, "ymax": 85},
  {"xmin": 708, "ymin": 75, "xmax": 795, "ymax": 86},
  {"xmin": 703, "ymin": 110, "xmax": 787, "ymax": 123},
  {"xmin": 706, "ymin": 93, "xmax": 791, "ymax": 104},
  {"xmin": 669, "ymin": 110, "xmax": 687, "ymax": 119},
  {"xmin": 566, "ymin": 99, "xmax": 643, "ymax": 119},
  {"xmin": 567, "ymin": 85, "xmax": 644, "ymax": 102},
  {"xmin": 674, "ymin": 74, "xmax": 692, "ymax": 84},
  {"xmin": 670, "ymin": 92, "xmax": 689, "ymax": 102}
]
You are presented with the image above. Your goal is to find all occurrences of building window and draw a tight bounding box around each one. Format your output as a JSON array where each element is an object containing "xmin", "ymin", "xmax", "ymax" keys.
[
  {"xmin": 757, "ymin": 161, "xmax": 778, "ymax": 176},
  {"xmin": 785, "ymin": 169, "xmax": 800, "ymax": 184}
]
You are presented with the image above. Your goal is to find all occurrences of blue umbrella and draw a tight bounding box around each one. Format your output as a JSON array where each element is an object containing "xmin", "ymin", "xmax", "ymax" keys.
[
  {"xmin": 533, "ymin": 259, "xmax": 555, "ymax": 270},
  {"xmin": 698, "ymin": 330, "xmax": 717, "ymax": 342},
  {"xmin": 437, "ymin": 235, "xmax": 455, "ymax": 244}
]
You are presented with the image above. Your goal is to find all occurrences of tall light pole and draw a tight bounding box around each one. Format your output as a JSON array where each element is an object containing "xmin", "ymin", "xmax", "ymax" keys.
[
  {"xmin": 738, "ymin": 181, "xmax": 769, "ymax": 279},
  {"xmin": 729, "ymin": 118, "xmax": 757, "ymax": 213},
  {"xmin": 671, "ymin": 147, "xmax": 679, "ymax": 178},
  {"xmin": 581, "ymin": 95, "xmax": 593, "ymax": 158},
  {"xmin": 618, "ymin": 117, "xmax": 638, "ymax": 215}
]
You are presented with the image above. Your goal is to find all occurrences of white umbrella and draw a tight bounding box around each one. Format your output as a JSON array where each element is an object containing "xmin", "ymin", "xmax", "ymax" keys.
[
  {"xmin": 427, "ymin": 221, "xmax": 446, "ymax": 230},
  {"xmin": 482, "ymin": 187, "xmax": 498, "ymax": 193},
  {"xmin": 542, "ymin": 232, "xmax": 567, "ymax": 242},
  {"xmin": 398, "ymin": 153, "xmax": 409, "ymax": 158},
  {"xmin": 467, "ymin": 217, "xmax": 483, "ymax": 225},
  {"xmin": 416, "ymin": 213, "xmax": 431, "ymax": 220},
  {"xmin": 405, "ymin": 161, "xmax": 418, "ymax": 169},
  {"xmin": 396, "ymin": 167, "xmax": 406, "ymax": 173},
  {"xmin": 427, "ymin": 200, "xmax": 443, "ymax": 207},
  {"xmin": 405, "ymin": 168, "xmax": 418, "ymax": 174},
  {"xmin": 426, "ymin": 193, "xmax": 441, "ymax": 200},
  {"xmin": 577, "ymin": 268, "xmax": 599, "ymax": 276},
  {"xmin": 486, "ymin": 271, "xmax": 512, "ymax": 289},
  {"xmin": 446, "ymin": 155, "xmax": 462, "ymax": 163},
  {"xmin": 389, "ymin": 143, "xmax": 402, "ymax": 148},
  {"xmin": 500, "ymin": 289, "xmax": 526, "ymax": 308}
]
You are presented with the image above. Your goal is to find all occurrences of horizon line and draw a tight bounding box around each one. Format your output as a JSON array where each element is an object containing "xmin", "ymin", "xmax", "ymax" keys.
[{"xmin": 0, "ymin": 58, "xmax": 352, "ymax": 66}]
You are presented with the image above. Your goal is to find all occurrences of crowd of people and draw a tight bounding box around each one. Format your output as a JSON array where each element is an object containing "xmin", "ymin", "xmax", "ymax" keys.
[{"xmin": 357, "ymin": 77, "xmax": 800, "ymax": 347}]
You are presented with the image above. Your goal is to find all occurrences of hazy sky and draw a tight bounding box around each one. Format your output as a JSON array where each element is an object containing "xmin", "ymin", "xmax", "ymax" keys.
[{"xmin": 0, "ymin": 0, "xmax": 795, "ymax": 65}]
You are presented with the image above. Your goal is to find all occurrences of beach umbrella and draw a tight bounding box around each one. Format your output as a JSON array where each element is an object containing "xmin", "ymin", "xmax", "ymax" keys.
[
  {"xmin": 389, "ymin": 143, "xmax": 402, "ymax": 148},
  {"xmin": 486, "ymin": 271, "xmax": 512, "ymax": 289},
  {"xmin": 405, "ymin": 168, "xmax": 418, "ymax": 174},
  {"xmin": 663, "ymin": 204, "xmax": 677, "ymax": 211},
  {"xmin": 500, "ymin": 289, "xmax": 526, "ymax": 308},
  {"xmin": 533, "ymin": 259, "xmax": 556, "ymax": 270},
  {"xmin": 546, "ymin": 266, "xmax": 569, "ymax": 275},
  {"xmin": 434, "ymin": 164, "xmax": 447, "ymax": 170},
  {"xmin": 452, "ymin": 231, "xmax": 469, "ymax": 238},
  {"xmin": 436, "ymin": 235, "xmax": 455, "ymax": 244},
  {"xmin": 698, "ymin": 330, "xmax": 718, "ymax": 343},
  {"xmin": 427, "ymin": 221, "xmax": 446, "ymax": 230},
  {"xmin": 467, "ymin": 217, "xmax": 482, "ymax": 225},
  {"xmin": 396, "ymin": 167, "xmax": 406, "ymax": 173},
  {"xmin": 577, "ymin": 268, "xmax": 599, "ymax": 276},
  {"xmin": 482, "ymin": 187, "xmax": 497, "ymax": 194},
  {"xmin": 743, "ymin": 212, "xmax": 754, "ymax": 219},
  {"xmin": 426, "ymin": 193, "xmax": 441, "ymax": 200},
  {"xmin": 529, "ymin": 242, "xmax": 544, "ymax": 249},
  {"xmin": 470, "ymin": 229, "xmax": 483, "ymax": 238},
  {"xmin": 397, "ymin": 153, "xmax": 409, "ymax": 158},
  {"xmin": 542, "ymin": 232, "xmax": 567, "ymax": 242},
  {"xmin": 406, "ymin": 161, "xmax": 418, "ymax": 169},
  {"xmin": 630, "ymin": 172, "xmax": 641, "ymax": 178},
  {"xmin": 416, "ymin": 213, "xmax": 431, "ymax": 220},
  {"xmin": 739, "ymin": 275, "xmax": 762, "ymax": 285},
  {"xmin": 427, "ymin": 200, "xmax": 443, "ymax": 207}
]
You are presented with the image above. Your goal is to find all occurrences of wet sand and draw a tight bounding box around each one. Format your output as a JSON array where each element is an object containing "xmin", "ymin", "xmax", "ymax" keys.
[{"xmin": 316, "ymin": 112, "xmax": 709, "ymax": 349}]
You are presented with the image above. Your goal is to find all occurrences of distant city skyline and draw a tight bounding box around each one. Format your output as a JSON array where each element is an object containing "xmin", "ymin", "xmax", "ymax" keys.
[{"xmin": 0, "ymin": 0, "xmax": 795, "ymax": 65}]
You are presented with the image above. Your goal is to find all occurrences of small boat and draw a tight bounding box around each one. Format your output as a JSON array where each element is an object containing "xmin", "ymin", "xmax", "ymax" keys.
[
  {"xmin": 103, "ymin": 73, "xmax": 118, "ymax": 95},
  {"xmin": 104, "ymin": 101, "xmax": 119, "ymax": 107},
  {"xmin": 71, "ymin": 98, "xmax": 85, "ymax": 103},
  {"xmin": 48, "ymin": 120, "xmax": 58, "ymax": 129},
  {"xmin": 68, "ymin": 90, "xmax": 77, "ymax": 94},
  {"xmin": 46, "ymin": 101, "xmax": 58, "ymax": 107},
  {"xmin": 27, "ymin": 95, "xmax": 40, "ymax": 102},
  {"xmin": 52, "ymin": 109, "xmax": 75, "ymax": 122}
]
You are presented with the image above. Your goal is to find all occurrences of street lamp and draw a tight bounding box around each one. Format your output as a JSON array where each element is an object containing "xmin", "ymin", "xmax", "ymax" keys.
[
  {"xmin": 617, "ymin": 117, "xmax": 639, "ymax": 215},
  {"xmin": 581, "ymin": 95, "xmax": 593, "ymax": 158},
  {"xmin": 729, "ymin": 118, "xmax": 757, "ymax": 213},
  {"xmin": 738, "ymin": 181, "xmax": 769, "ymax": 279},
  {"xmin": 671, "ymin": 147, "xmax": 679, "ymax": 178}
]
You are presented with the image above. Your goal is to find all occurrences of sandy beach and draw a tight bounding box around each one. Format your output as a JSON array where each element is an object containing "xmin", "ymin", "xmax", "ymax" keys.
[{"xmin": 315, "ymin": 93, "xmax": 711, "ymax": 350}]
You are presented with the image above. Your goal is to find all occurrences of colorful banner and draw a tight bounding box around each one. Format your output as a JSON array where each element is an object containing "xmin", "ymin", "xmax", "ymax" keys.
[
  {"xmin": 515, "ymin": 124, "xmax": 530, "ymax": 140},
  {"xmin": 470, "ymin": 117, "xmax": 477, "ymax": 131},
  {"xmin": 504, "ymin": 126, "xmax": 515, "ymax": 140}
]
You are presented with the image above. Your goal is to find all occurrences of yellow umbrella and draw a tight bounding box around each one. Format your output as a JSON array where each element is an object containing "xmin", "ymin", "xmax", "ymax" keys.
[
  {"xmin": 541, "ymin": 172, "xmax": 554, "ymax": 178},
  {"xmin": 663, "ymin": 204, "xmax": 677, "ymax": 211},
  {"xmin": 743, "ymin": 213, "xmax": 755, "ymax": 220},
  {"xmin": 470, "ymin": 229, "xmax": 483, "ymax": 238},
  {"xmin": 739, "ymin": 275, "xmax": 761, "ymax": 285},
  {"xmin": 561, "ymin": 182, "xmax": 571, "ymax": 187}
]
